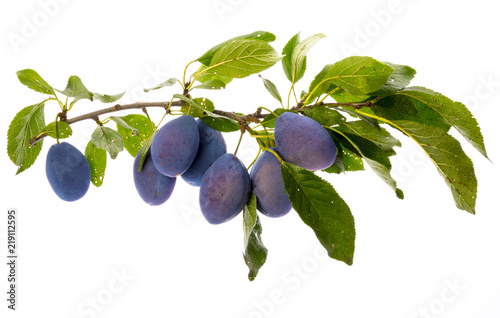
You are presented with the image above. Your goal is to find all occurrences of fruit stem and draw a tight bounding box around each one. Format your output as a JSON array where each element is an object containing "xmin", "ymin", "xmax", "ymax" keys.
[{"xmin": 234, "ymin": 130, "xmax": 245, "ymax": 156}]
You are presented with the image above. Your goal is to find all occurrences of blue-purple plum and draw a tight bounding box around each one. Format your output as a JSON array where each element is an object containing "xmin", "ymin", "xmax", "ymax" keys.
[
  {"xmin": 133, "ymin": 148, "xmax": 176, "ymax": 206},
  {"xmin": 199, "ymin": 153, "xmax": 251, "ymax": 224},
  {"xmin": 250, "ymin": 148, "xmax": 291, "ymax": 217},
  {"xmin": 45, "ymin": 142, "xmax": 90, "ymax": 202},
  {"xmin": 275, "ymin": 112, "xmax": 337, "ymax": 170},
  {"xmin": 182, "ymin": 119, "xmax": 227, "ymax": 186},
  {"xmin": 151, "ymin": 115, "xmax": 199, "ymax": 177}
]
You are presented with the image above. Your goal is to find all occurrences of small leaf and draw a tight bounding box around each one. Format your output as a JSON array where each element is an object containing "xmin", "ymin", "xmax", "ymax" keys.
[
  {"xmin": 43, "ymin": 121, "xmax": 72, "ymax": 139},
  {"xmin": 282, "ymin": 33, "xmax": 302, "ymax": 83},
  {"xmin": 91, "ymin": 126, "xmax": 124, "ymax": 159},
  {"xmin": 193, "ymin": 79, "xmax": 226, "ymax": 90},
  {"xmin": 205, "ymin": 39, "xmax": 282, "ymax": 79},
  {"xmin": 290, "ymin": 33, "xmax": 326, "ymax": 83},
  {"xmin": 200, "ymin": 115, "xmax": 239, "ymax": 132},
  {"xmin": 197, "ymin": 30, "xmax": 276, "ymax": 66},
  {"xmin": 115, "ymin": 114, "xmax": 154, "ymax": 157},
  {"xmin": 259, "ymin": 75, "xmax": 282, "ymax": 104},
  {"xmin": 143, "ymin": 78, "xmax": 178, "ymax": 92},
  {"xmin": 174, "ymin": 94, "xmax": 215, "ymax": 118},
  {"xmin": 303, "ymin": 106, "xmax": 345, "ymax": 126},
  {"xmin": 243, "ymin": 194, "xmax": 268, "ymax": 281},
  {"xmin": 281, "ymin": 162, "xmax": 356, "ymax": 265},
  {"xmin": 110, "ymin": 116, "xmax": 139, "ymax": 136},
  {"xmin": 138, "ymin": 130, "xmax": 157, "ymax": 171},
  {"xmin": 16, "ymin": 69, "xmax": 55, "ymax": 95},
  {"xmin": 7, "ymin": 103, "xmax": 45, "ymax": 174},
  {"xmin": 56, "ymin": 76, "xmax": 93, "ymax": 103},
  {"xmin": 85, "ymin": 141, "xmax": 107, "ymax": 187},
  {"xmin": 92, "ymin": 92, "xmax": 125, "ymax": 103},
  {"xmin": 196, "ymin": 71, "xmax": 233, "ymax": 85}
]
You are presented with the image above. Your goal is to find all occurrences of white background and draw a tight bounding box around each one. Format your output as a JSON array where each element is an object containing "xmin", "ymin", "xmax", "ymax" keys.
[{"xmin": 1, "ymin": 1, "xmax": 499, "ymax": 317}]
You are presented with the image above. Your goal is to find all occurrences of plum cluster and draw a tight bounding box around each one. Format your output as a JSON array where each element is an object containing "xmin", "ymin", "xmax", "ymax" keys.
[{"xmin": 45, "ymin": 112, "xmax": 337, "ymax": 224}]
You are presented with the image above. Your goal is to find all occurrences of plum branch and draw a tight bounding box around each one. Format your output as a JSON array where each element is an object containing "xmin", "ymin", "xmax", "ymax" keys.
[{"xmin": 28, "ymin": 98, "xmax": 375, "ymax": 146}]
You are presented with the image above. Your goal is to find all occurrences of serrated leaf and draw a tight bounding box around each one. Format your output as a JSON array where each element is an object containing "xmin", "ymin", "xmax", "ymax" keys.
[
  {"xmin": 198, "ymin": 30, "xmax": 276, "ymax": 66},
  {"xmin": 370, "ymin": 62, "xmax": 416, "ymax": 96},
  {"xmin": 57, "ymin": 76, "xmax": 93, "ymax": 103},
  {"xmin": 362, "ymin": 109, "xmax": 478, "ymax": 213},
  {"xmin": 205, "ymin": 39, "xmax": 282, "ymax": 79},
  {"xmin": 193, "ymin": 79, "xmax": 226, "ymax": 90},
  {"xmin": 281, "ymin": 162, "xmax": 355, "ymax": 265},
  {"xmin": 110, "ymin": 116, "xmax": 139, "ymax": 136},
  {"xmin": 290, "ymin": 33, "xmax": 325, "ymax": 83},
  {"xmin": 259, "ymin": 75, "xmax": 282, "ymax": 104},
  {"xmin": 143, "ymin": 78, "xmax": 178, "ymax": 92},
  {"xmin": 243, "ymin": 194, "xmax": 268, "ymax": 281},
  {"xmin": 115, "ymin": 114, "xmax": 154, "ymax": 157},
  {"xmin": 43, "ymin": 121, "xmax": 72, "ymax": 140},
  {"xmin": 91, "ymin": 126, "xmax": 124, "ymax": 159},
  {"xmin": 85, "ymin": 141, "xmax": 107, "ymax": 187},
  {"xmin": 328, "ymin": 127, "xmax": 404, "ymax": 199},
  {"xmin": 303, "ymin": 106, "xmax": 345, "ymax": 126},
  {"xmin": 311, "ymin": 56, "xmax": 395, "ymax": 97},
  {"xmin": 16, "ymin": 69, "xmax": 54, "ymax": 95},
  {"xmin": 379, "ymin": 87, "xmax": 487, "ymax": 158},
  {"xmin": 7, "ymin": 103, "xmax": 45, "ymax": 174}
]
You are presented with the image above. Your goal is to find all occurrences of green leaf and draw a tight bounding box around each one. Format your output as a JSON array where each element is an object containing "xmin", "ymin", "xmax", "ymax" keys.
[
  {"xmin": 57, "ymin": 76, "xmax": 93, "ymax": 103},
  {"xmin": 85, "ymin": 141, "xmax": 107, "ymax": 187},
  {"xmin": 290, "ymin": 33, "xmax": 326, "ymax": 83},
  {"xmin": 329, "ymin": 127, "xmax": 404, "ymax": 199},
  {"xmin": 43, "ymin": 121, "xmax": 72, "ymax": 140},
  {"xmin": 259, "ymin": 75, "xmax": 282, "ymax": 104},
  {"xmin": 281, "ymin": 162, "xmax": 356, "ymax": 265},
  {"xmin": 205, "ymin": 39, "xmax": 282, "ymax": 79},
  {"xmin": 115, "ymin": 114, "xmax": 154, "ymax": 157},
  {"xmin": 174, "ymin": 94, "xmax": 215, "ymax": 118},
  {"xmin": 361, "ymin": 110, "xmax": 478, "ymax": 213},
  {"xmin": 200, "ymin": 115, "xmax": 239, "ymax": 132},
  {"xmin": 7, "ymin": 103, "xmax": 45, "ymax": 174},
  {"xmin": 303, "ymin": 106, "xmax": 345, "ymax": 126},
  {"xmin": 197, "ymin": 30, "xmax": 276, "ymax": 66},
  {"xmin": 243, "ymin": 194, "xmax": 268, "ymax": 281},
  {"xmin": 323, "ymin": 137, "xmax": 365, "ymax": 174},
  {"xmin": 196, "ymin": 70, "xmax": 233, "ymax": 86},
  {"xmin": 138, "ymin": 130, "xmax": 157, "ymax": 172},
  {"xmin": 110, "ymin": 116, "xmax": 139, "ymax": 136},
  {"xmin": 305, "ymin": 64, "xmax": 335, "ymax": 102},
  {"xmin": 310, "ymin": 56, "xmax": 395, "ymax": 97},
  {"xmin": 91, "ymin": 126, "xmax": 124, "ymax": 159},
  {"xmin": 249, "ymin": 128, "xmax": 276, "ymax": 148},
  {"xmin": 143, "ymin": 78, "xmax": 178, "ymax": 92},
  {"xmin": 16, "ymin": 69, "xmax": 55, "ymax": 95},
  {"xmin": 92, "ymin": 92, "xmax": 125, "ymax": 103},
  {"xmin": 193, "ymin": 79, "xmax": 226, "ymax": 90},
  {"xmin": 379, "ymin": 87, "xmax": 487, "ymax": 158},
  {"xmin": 337, "ymin": 120, "xmax": 401, "ymax": 152},
  {"xmin": 282, "ymin": 33, "xmax": 302, "ymax": 83},
  {"xmin": 370, "ymin": 62, "xmax": 416, "ymax": 96}
]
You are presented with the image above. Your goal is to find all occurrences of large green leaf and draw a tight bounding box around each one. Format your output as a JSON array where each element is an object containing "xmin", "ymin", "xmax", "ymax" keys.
[
  {"xmin": 281, "ymin": 162, "xmax": 355, "ymax": 265},
  {"xmin": 337, "ymin": 120, "xmax": 401, "ymax": 152},
  {"xmin": 303, "ymin": 106, "xmax": 345, "ymax": 126},
  {"xmin": 369, "ymin": 62, "xmax": 416, "ymax": 96},
  {"xmin": 16, "ymin": 69, "xmax": 54, "ymax": 95},
  {"xmin": 360, "ymin": 110, "xmax": 478, "ymax": 214},
  {"xmin": 323, "ymin": 137, "xmax": 365, "ymax": 174},
  {"xmin": 377, "ymin": 87, "xmax": 487, "ymax": 158},
  {"xmin": 57, "ymin": 76, "xmax": 93, "ymax": 103},
  {"xmin": 85, "ymin": 141, "xmax": 107, "ymax": 187},
  {"xmin": 7, "ymin": 103, "xmax": 46, "ymax": 174},
  {"xmin": 205, "ymin": 39, "xmax": 282, "ymax": 79},
  {"xmin": 243, "ymin": 194, "xmax": 267, "ymax": 281},
  {"xmin": 91, "ymin": 126, "xmax": 124, "ymax": 159},
  {"xmin": 282, "ymin": 33, "xmax": 303, "ymax": 83},
  {"xmin": 309, "ymin": 56, "xmax": 394, "ymax": 98},
  {"xmin": 197, "ymin": 31, "xmax": 276, "ymax": 66}
]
